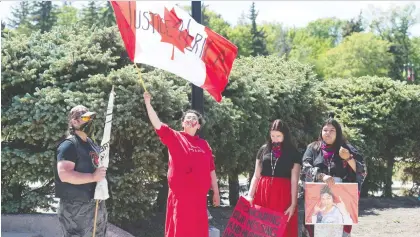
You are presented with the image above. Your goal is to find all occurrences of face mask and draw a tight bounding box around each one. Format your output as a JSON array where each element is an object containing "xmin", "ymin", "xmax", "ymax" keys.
[
  {"xmin": 272, "ymin": 142, "xmax": 282, "ymax": 149},
  {"xmin": 73, "ymin": 111, "xmax": 97, "ymax": 137},
  {"xmin": 184, "ymin": 120, "xmax": 198, "ymax": 128},
  {"xmin": 80, "ymin": 120, "xmax": 95, "ymax": 135}
]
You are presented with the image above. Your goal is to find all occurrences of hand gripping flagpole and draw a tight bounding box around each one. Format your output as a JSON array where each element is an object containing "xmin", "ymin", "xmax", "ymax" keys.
[
  {"xmin": 134, "ymin": 63, "xmax": 148, "ymax": 92},
  {"xmin": 92, "ymin": 86, "xmax": 116, "ymax": 237}
]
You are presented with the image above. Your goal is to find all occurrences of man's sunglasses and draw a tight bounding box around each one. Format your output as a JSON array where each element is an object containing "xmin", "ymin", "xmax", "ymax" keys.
[{"xmin": 80, "ymin": 112, "xmax": 97, "ymax": 122}]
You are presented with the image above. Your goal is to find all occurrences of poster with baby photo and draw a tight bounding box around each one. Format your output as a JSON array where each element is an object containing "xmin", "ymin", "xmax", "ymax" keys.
[{"xmin": 305, "ymin": 182, "xmax": 358, "ymax": 225}]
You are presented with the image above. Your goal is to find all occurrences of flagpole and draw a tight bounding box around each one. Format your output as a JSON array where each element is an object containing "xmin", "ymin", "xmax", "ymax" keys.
[
  {"xmin": 92, "ymin": 86, "xmax": 116, "ymax": 237},
  {"xmin": 191, "ymin": 1, "xmax": 204, "ymax": 131},
  {"xmin": 92, "ymin": 200, "xmax": 99, "ymax": 237},
  {"xmin": 134, "ymin": 63, "xmax": 148, "ymax": 92}
]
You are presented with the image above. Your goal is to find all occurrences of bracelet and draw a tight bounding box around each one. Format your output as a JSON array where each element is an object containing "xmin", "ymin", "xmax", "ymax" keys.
[{"xmin": 344, "ymin": 155, "xmax": 354, "ymax": 162}]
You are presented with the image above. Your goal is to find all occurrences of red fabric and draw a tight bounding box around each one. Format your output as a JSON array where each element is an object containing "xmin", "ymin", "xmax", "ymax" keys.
[
  {"xmin": 111, "ymin": 1, "xmax": 238, "ymax": 103},
  {"xmin": 110, "ymin": 1, "xmax": 136, "ymax": 61},
  {"xmin": 343, "ymin": 191, "xmax": 360, "ymax": 234},
  {"xmin": 155, "ymin": 124, "xmax": 215, "ymax": 237},
  {"xmin": 253, "ymin": 176, "xmax": 298, "ymax": 237},
  {"xmin": 202, "ymin": 27, "xmax": 238, "ymax": 102}
]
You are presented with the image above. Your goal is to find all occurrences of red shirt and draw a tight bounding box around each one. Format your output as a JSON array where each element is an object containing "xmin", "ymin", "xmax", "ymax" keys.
[{"xmin": 155, "ymin": 123, "xmax": 215, "ymax": 196}]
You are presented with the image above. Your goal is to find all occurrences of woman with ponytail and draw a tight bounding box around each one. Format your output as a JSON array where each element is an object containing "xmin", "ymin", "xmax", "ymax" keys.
[
  {"xmin": 246, "ymin": 119, "xmax": 302, "ymax": 237},
  {"xmin": 301, "ymin": 112, "xmax": 367, "ymax": 237}
]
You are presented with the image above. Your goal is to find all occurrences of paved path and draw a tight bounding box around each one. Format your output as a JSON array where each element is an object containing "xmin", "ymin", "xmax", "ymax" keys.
[{"xmin": 1, "ymin": 233, "xmax": 41, "ymax": 237}]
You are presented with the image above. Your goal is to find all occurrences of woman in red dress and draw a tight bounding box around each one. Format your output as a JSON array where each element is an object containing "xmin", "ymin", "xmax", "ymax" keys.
[
  {"xmin": 143, "ymin": 92, "xmax": 220, "ymax": 237},
  {"xmin": 247, "ymin": 119, "xmax": 302, "ymax": 237}
]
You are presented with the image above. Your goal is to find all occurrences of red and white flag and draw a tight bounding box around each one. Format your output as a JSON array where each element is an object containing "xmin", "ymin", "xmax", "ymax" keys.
[{"xmin": 111, "ymin": 1, "xmax": 238, "ymax": 102}]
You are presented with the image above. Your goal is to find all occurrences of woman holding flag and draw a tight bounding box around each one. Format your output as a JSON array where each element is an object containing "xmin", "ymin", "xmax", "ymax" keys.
[
  {"xmin": 246, "ymin": 119, "xmax": 302, "ymax": 237},
  {"xmin": 143, "ymin": 91, "xmax": 220, "ymax": 237}
]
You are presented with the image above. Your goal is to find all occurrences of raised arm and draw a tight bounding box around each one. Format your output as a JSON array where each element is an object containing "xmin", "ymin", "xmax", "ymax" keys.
[
  {"xmin": 143, "ymin": 92, "xmax": 178, "ymax": 147},
  {"xmin": 143, "ymin": 92, "xmax": 162, "ymax": 130}
]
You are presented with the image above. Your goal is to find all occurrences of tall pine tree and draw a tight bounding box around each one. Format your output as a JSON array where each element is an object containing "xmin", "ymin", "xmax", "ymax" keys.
[
  {"xmin": 8, "ymin": 2, "xmax": 31, "ymax": 29},
  {"xmin": 342, "ymin": 11, "xmax": 364, "ymax": 38},
  {"xmin": 276, "ymin": 26, "xmax": 294, "ymax": 60},
  {"xmin": 248, "ymin": 2, "xmax": 268, "ymax": 56},
  {"xmin": 370, "ymin": 3, "xmax": 416, "ymax": 81},
  {"xmin": 62, "ymin": 1, "xmax": 72, "ymax": 6},
  {"xmin": 82, "ymin": 1, "xmax": 100, "ymax": 28},
  {"xmin": 31, "ymin": 1, "xmax": 57, "ymax": 33},
  {"xmin": 1, "ymin": 20, "xmax": 6, "ymax": 38},
  {"xmin": 56, "ymin": 5, "xmax": 80, "ymax": 27},
  {"xmin": 100, "ymin": 2, "xmax": 116, "ymax": 27}
]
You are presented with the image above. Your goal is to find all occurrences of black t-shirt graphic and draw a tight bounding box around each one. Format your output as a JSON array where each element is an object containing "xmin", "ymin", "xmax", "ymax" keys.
[{"xmin": 55, "ymin": 135, "xmax": 100, "ymax": 201}]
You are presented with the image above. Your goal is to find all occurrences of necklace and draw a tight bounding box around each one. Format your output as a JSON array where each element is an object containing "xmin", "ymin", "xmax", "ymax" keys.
[
  {"xmin": 325, "ymin": 154, "xmax": 335, "ymax": 175},
  {"xmin": 270, "ymin": 152, "xmax": 279, "ymax": 184}
]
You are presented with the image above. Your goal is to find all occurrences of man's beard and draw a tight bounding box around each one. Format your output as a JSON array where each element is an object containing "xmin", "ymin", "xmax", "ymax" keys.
[{"xmin": 74, "ymin": 121, "xmax": 95, "ymax": 136}]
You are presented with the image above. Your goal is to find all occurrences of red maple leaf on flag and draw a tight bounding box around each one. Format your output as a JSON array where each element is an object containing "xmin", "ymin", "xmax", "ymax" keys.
[{"xmin": 149, "ymin": 8, "xmax": 194, "ymax": 60}]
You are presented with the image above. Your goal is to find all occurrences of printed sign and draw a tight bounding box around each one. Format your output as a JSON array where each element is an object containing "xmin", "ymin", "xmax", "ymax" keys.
[{"xmin": 223, "ymin": 196, "xmax": 288, "ymax": 237}]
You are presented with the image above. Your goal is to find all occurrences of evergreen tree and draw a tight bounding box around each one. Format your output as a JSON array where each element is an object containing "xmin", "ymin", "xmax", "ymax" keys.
[
  {"xmin": 62, "ymin": 1, "xmax": 72, "ymax": 6},
  {"xmin": 81, "ymin": 1, "xmax": 99, "ymax": 28},
  {"xmin": 31, "ymin": 1, "xmax": 57, "ymax": 33},
  {"xmin": 276, "ymin": 26, "xmax": 294, "ymax": 60},
  {"xmin": 1, "ymin": 20, "xmax": 6, "ymax": 38},
  {"xmin": 248, "ymin": 2, "xmax": 268, "ymax": 56},
  {"xmin": 8, "ymin": 2, "xmax": 31, "ymax": 28},
  {"xmin": 370, "ymin": 3, "xmax": 417, "ymax": 81},
  {"xmin": 56, "ymin": 5, "xmax": 80, "ymax": 27},
  {"xmin": 342, "ymin": 11, "xmax": 364, "ymax": 38},
  {"xmin": 100, "ymin": 2, "xmax": 116, "ymax": 27}
]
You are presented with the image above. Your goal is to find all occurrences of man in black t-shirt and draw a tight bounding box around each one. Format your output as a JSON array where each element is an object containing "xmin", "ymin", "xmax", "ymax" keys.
[{"xmin": 54, "ymin": 105, "xmax": 108, "ymax": 237}]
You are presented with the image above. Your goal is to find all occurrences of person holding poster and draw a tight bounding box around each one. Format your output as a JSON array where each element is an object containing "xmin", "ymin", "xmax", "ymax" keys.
[
  {"xmin": 301, "ymin": 112, "xmax": 367, "ymax": 237},
  {"xmin": 246, "ymin": 119, "xmax": 302, "ymax": 237},
  {"xmin": 143, "ymin": 92, "xmax": 220, "ymax": 237}
]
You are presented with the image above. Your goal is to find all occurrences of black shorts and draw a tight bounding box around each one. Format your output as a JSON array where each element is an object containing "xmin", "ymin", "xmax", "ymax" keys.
[{"xmin": 58, "ymin": 199, "xmax": 108, "ymax": 237}]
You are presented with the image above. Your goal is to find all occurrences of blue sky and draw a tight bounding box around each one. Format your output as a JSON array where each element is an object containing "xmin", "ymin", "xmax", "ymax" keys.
[{"xmin": 1, "ymin": 1, "xmax": 419, "ymax": 36}]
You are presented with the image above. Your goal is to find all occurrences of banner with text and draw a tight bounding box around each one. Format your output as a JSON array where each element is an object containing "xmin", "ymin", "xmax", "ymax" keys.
[{"xmin": 222, "ymin": 196, "xmax": 288, "ymax": 237}]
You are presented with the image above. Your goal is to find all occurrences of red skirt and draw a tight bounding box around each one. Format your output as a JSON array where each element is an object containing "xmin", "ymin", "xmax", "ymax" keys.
[
  {"xmin": 253, "ymin": 176, "xmax": 298, "ymax": 237},
  {"xmin": 165, "ymin": 188, "xmax": 208, "ymax": 237}
]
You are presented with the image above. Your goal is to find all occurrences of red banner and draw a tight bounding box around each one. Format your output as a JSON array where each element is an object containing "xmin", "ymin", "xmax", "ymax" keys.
[{"xmin": 222, "ymin": 196, "xmax": 288, "ymax": 237}]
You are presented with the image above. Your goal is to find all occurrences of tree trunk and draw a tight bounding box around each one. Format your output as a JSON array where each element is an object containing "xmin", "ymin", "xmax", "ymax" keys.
[
  {"xmin": 247, "ymin": 169, "xmax": 253, "ymax": 191},
  {"xmin": 228, "ymin": 172, "xmax": 239, "ymax": 207},
  {"xmin": 383, "ymin": 155, "xmax": 395, "ymax": 197},
  {"xmin": 360, "ymin": 182, "xmax": 369, "ymax": 197}
]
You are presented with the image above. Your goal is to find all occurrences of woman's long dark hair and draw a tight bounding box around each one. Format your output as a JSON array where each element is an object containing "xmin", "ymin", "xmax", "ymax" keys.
[
  {"xmin": 263, "ymin": 119, "xmax": 296, "ymax": 154},
  {"xmin": 312, "ymin": 112, "xmax": 347, "ymax": 152}
]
